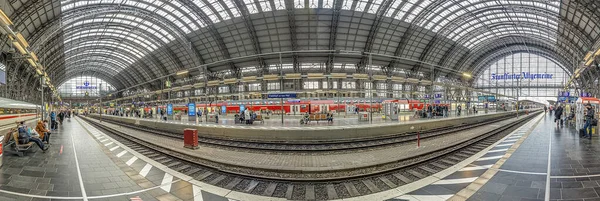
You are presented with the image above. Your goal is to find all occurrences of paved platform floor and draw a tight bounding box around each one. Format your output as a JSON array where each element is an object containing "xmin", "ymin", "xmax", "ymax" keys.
[
  {"xmin": 0, "ymin": 118, "xmax": 242, "ymax": 201},
  {"xmin": 387, "ymin": 112, "xmax": 600, "ymax": 201}
]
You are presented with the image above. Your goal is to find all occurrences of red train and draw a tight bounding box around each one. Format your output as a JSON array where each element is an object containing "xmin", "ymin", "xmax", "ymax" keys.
[{"xmin": 141, "ymin": 99, "xmax": 428, "ymax": 114}]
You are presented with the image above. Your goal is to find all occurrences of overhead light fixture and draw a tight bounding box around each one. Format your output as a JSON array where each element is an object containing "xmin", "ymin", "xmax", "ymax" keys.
[
  {"xmin": 0, "ymin": 9, "xmax": 13, "ymax": 26},
  {"xmin": 44, "ymin": 72, "xmax": 48, "ymax": 77},
  {"xmin": 585, "ymin": 52, "xmax": 594, "ymax": 61},
  {"xmin": 15, "ymin": 33, "xmax": 29, "ymax": 48},
  {"xmin": 35, "ymin": 68, "xmax": 42, "ymax": 75},
  {"xmin": 585, "ymin": 58, "xmax": 594, "ymax": 66},
  {"xmin": 176, "ymin": 70, "xmax": 189, "ymax": 75},
  {"xmin": 30, "ymin": 52, "xmax": 38, "ymax": 62},
  {"xmin": 594, "ymin": 49, "xmax": 600, "ymax": 57},
  {"xmin": 462, "ymin": 72, "xmax": 472, "ymax": 78},
  {"xmin": 12, "ymin": 41, "xmax": 26, "ymax": 54},
  {"xmin": 27, "ymin": 58, "xmax": 36, "ymax": 67}
]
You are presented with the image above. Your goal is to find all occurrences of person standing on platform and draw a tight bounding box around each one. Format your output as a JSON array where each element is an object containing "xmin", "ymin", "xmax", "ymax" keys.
[
  {"xmin": 554, "ymin": 104, "xmax": 563, "ymax": 127},
  {"xmin": 50, "ymin": 111, "xmax": 57, "ymax": 130},
  {"xmin": 583, "ymin": 103, "xmax": 595, "ymax": 139}
]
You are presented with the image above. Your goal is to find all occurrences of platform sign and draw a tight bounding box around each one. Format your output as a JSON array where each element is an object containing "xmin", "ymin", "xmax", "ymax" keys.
[
  {"xmin": 267, "ymin": 93, "xmax": 297, "ymax": 98},
  {"xmin": 188, "ymin": 103, "xmax": 196, "ymax": 121},
  {"xmin": 167, "ymin": 104, "xmax": 173, "ymax": 116},
  {"xmin": 221, "ymin": 105, "xmax": 226, "ymax": 114},
  {"xmin": 569, "ymin": 97, "xmax": 578, "ymax": 103},
  {"xmin": 487, "ymin": 96, "xmax": 496, "ymax": 102},
  {"xmin": 188, "ymin": 103, "xmax": 196, "ymax": 116},
  {"xmin": 240, "ymin": 104, "xmax": 245, "ymax": 112}
]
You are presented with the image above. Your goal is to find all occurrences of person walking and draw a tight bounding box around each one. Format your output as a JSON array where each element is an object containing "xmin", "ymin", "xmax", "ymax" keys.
[
  {"xmin": 583, "ymin": 103, "xmax": 595, "ymax": 139},
  {"xmin": 555, "ymin": 105, "xmax": 563, "ymax": 128}
]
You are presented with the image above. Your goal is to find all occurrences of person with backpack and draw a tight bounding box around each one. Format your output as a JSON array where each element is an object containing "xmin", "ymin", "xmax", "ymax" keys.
[
  {"xmin": 583, "ymin": 103, "xmax": 596, "ymax": 139},
  {"xmin": 17, "ymin": 121, "xmax": 48, "ymax": 152}
]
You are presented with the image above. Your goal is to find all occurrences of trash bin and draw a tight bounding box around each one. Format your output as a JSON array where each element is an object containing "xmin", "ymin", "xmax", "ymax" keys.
[{"xmin": 183, "ymin": 129, "xmax": 198, "ymax": 149}]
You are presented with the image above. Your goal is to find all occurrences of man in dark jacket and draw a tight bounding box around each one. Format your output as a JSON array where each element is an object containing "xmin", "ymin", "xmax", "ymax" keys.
[
  {"xmin": 555, "ymin": 105, "xmax": 563, "ymax": 127},
  {"xmin": 583, "ymin": 103, "xmax": 595, "ymax": 139}
]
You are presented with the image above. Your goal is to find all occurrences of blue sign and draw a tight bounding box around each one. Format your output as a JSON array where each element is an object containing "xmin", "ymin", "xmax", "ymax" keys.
[
  {"xmin": 581, "ymin": 92, "xmax": 592, "ymax": 97},
  {"xmin": 188, "ymin": 103, "xmax": 196, "ymax": 116},
  {"xmin": 167, "ymin": 104, "xmax": 173, "ymax": 116},
  {"xmin": 569, "ymin": 97, "xmax": 578, "ymax": 102},
  {"xmin": 559, "ymin": 91, "xmax": 570, "ymax": 97},
  {"xmin": 221, "ymin": 106, "xmax": 226, "ymax": 114},
  {"xmin": 478, "ymin": 95, "xmax": 496, "ymax": 102},
  {"xmin": 434, "ymin": 94, "xmax": 442, "ymax": 99},
  {"xmin": 76, "ymin": 81, "xmax": 98, "ymax": 89},
  {"xmin": 268, "ymin": 93, "xmax": 297, "ymax": 98},
  {"xmin": 288, "ymin": 99, "xmax": 301, "ymax": 103},
  {"xmin": 491, "ymin": 72, "xmax": 553, "ymax": 80},
  {"xmin": 240, "ymin": 104, "xmax": 245, "ymax": 112}
]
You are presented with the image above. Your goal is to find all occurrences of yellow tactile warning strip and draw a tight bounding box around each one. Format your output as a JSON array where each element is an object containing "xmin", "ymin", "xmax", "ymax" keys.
[{"xmin": 449, "ymin": 114, "xmax": 544, "ymax": 201}]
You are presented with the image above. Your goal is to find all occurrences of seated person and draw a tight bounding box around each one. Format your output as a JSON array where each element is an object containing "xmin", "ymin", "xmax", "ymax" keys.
[
  {"xmin": 326, "ymin": 113, "xmax": 333, "ymax": 123},
  {"xmin": 35, "ymin": 120, "xmax": 51, "ymax": 144},
  {"xmin": 17, "ymin": 121, "xmax": 48, "ymax": 152}
]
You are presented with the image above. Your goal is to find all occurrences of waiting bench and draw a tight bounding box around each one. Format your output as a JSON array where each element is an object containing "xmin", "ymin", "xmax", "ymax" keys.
[
  {"xmin": 308, "ymin": 114, "xmax": 327, "ymax": 123},
  {"xmin": 3, "ymin": 130, "xmax": 34, "ymax": 156}
]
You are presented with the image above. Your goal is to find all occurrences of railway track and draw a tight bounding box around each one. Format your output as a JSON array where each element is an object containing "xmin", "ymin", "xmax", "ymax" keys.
[
  {"xmin": 87, "ymin": 113, "xmax": 526, "ymax": 153},
  {"xmin": 78, "ymin": 112, "xmax": 540, "ymax": 200}
]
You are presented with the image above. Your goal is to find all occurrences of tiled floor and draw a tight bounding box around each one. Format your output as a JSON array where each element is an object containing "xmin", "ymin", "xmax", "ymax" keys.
[
  {"xmin": 389, "ymin": 112, "xmax": 600, "ymax": 201},
  {"xmin": 387, "ymin": 113, "xmax": 543, "ymax": 201},
  {"xmin": 0, "ymin": 118, "xmax": 226, "ymax": 201}
]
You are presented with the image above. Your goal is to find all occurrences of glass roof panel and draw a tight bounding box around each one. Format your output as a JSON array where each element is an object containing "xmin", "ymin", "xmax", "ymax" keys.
[
  {"xmin": 243, "ymin": 0, "xmax": 259, "ymax": 14},
  {"xmin": 274, "ymin": 0, "xmax": 286, "ymax": 10},
  {"xmin": 193, "ymin": 0, "xmax": 220, "ymax": 23},
  {"xmin": 418, "ymin": 0, "xmax": 560, "ymax": 49},
  {"xmin": 60, "ymin": 2, "xmax": 180, "ymax": 75}
]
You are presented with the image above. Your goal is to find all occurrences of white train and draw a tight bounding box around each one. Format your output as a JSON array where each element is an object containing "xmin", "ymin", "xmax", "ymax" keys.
[{"xmin": 0, "ymin": 97, "xmax": 40, "ymax": 156}]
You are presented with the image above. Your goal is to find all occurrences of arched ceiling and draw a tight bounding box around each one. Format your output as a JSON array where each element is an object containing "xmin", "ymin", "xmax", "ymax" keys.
[{"xmin": 2, "ymin": 0, "xmax": 599, "ymax": 90}]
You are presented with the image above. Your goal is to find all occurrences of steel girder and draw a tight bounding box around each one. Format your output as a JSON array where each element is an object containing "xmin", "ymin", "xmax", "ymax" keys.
[
  {"xmin": 356, "ymin": 0, "xmax": 395, "ymax": 73},
  {"xmin": 232, "ymin": 0, "xmax": 266, "ymax": 76},
  {"xmin": 285, "ymin": 0, "xmax": 300, "ymax": 73},
  {"xmin": 325, "ymin": 0, "xmax": 344, "ymax": 74},
  {"xmin": 41, "ymin": 24, "xmax": 175, "ymax": 82},
  {"xmin": 25, "ymin": 4, "xmax": 201, "ymax": 88},
  {"xmin": 182, "ymin": 1, "xmax": 237, "ymax": 79}
]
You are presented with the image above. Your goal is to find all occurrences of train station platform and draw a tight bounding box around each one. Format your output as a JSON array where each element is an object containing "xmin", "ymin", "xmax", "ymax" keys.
[
  {"xmin": 105, "ymin": 110, "xmax": 500, "ymax": 128},
  {"xmin": 0, "ymin": 117, "xmax": 243, "ymax": 201},
  {"xmin": 81, "ymin": 114, "xmax": 528, "ymax": 175},
  {"xmin": 91, "ymin": 110, "xmax": 525, "ymax": 142},
  {"xmin": 388, "ymin": 112, "xmax": 600, "ymax": 201}
]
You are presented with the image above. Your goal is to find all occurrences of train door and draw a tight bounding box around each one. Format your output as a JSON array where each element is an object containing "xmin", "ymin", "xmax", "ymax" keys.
[{"xmin": 291, "ymin": 105, "xmax": 300, "ymax": 115}]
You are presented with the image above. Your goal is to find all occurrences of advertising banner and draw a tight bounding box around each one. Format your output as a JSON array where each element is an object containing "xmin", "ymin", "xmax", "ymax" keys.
[
  {"xmin": 167, "ymin": 104, "xmax": 173, "ymax": 116},
  {"xmin": 188, "ymin": 103, "xmax": 196, "ymax": 116}
]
